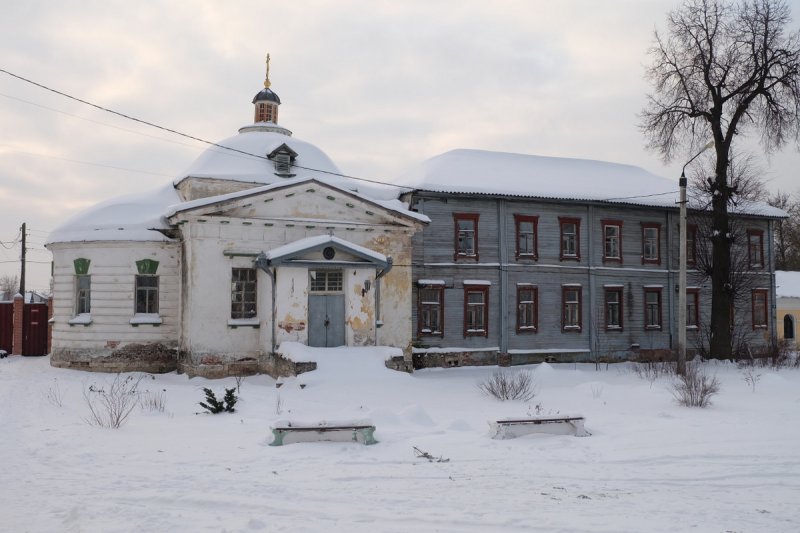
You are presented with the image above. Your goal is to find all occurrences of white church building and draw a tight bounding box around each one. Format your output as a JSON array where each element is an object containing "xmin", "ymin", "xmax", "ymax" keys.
[{"xmin": 46, "ymin": 63, "xmax": 427, "ymax": 377}]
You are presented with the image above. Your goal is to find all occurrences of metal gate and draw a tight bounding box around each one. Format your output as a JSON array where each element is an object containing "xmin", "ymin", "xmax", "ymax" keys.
[
  {"xmin": 23, "ymin": 303, "xmax": 49, "ymax": 356},
  {"xmin": 0, "ymin": 302, "xmax": 12, "ymax": 353}
]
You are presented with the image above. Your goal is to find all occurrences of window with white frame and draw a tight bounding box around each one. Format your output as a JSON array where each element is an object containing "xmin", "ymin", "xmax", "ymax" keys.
[
  {"xmin": 464, "ymin": 285, "xmax": 488, "ymax": 336},
  {"xmin": 418, "ymin": 285, "xmax": 444, "ymax": 336},
  {"xmin": 602, "ymin": 220, "xmax": 622, "ymax": 262},
  {"xmin": 135, "ymin": 275, "xmax": 159, "ymax": 314},
  {"xmin": 644, "ymin": 287, "xmax": 662, "ymax": 329},
  {"xmin": 517, "ymin": 286, "xmax": 538, "ymax": 332},
  {"xmin": 562, "ymin": 286, "xmax": 582, "ymax": 331},
  {"xmin": 75, "ymin": 275, "xmax": 91, "ymax": 315},
  {"xmin": 642, "ymin": 223, "xmax": 661, "ymax": 264}
]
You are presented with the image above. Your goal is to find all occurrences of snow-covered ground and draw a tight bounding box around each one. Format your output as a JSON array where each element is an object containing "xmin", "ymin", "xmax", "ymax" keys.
[{"xmin": 2, "ymin": 349, "xmax": 799, "ymax": 532}]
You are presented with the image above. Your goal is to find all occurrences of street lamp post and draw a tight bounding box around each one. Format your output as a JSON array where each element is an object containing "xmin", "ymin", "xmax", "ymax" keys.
[{"xmin": 678, "ymin": 140, "xmax": 714, "ymax": 375}]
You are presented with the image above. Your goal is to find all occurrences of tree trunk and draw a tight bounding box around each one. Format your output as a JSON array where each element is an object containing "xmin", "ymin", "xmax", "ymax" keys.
[{"xmin": 709, "ymin": 151, "xmax": 732, "ymax": 359}]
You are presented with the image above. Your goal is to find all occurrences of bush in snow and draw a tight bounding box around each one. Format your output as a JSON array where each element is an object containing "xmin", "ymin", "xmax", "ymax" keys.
[
  {"xmin": 632, "ymin": 360, "xmax": 675, "ymax": 387},
  {"xmin": 44, "ymin": 378, "xmax": 64, "ymax": 408},
  {"xmin": 478, "ymin": 369, "xmax": 537, "ymax": 402},
  {"xmin": 670, "ymin": 364, "xmax": 720, "ymax": 408},
  {"xmin": 199, "ymin": 387, "xmax": 237, "ymax": 414},
  {"xmin": 140, "ymin": 389, "xmax": 167, "ymax": 413},
  {"xmin": 83, "ymin": 374, "xmax": 144, "ymax": 428}
]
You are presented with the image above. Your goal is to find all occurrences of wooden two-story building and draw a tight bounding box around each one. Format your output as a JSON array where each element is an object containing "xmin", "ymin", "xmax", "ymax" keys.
[{"xmin": 400, "ymin": 149, "xmax": 784, "ymax": 367}]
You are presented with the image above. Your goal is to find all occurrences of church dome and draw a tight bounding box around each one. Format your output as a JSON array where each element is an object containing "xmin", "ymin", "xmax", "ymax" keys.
[
  {"xmin": 174, "ymin": 130, "xmax": 346, "ymax": 187},
  {"xmin": 252, "ymin": 87, "xmax": 281, "ymax": 104}
]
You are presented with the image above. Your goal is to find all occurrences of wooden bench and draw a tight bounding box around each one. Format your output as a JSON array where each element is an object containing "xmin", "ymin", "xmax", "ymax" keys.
[
  {"xmin": 269, "ymin": 420, "xmax": 378, "ymax": 446},
  {"xmin": 489, "ymin": 416, "xmax": 590, "ymax": 439}
]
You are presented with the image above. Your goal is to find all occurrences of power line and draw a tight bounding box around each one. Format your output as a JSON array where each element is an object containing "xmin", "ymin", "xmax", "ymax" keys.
[
  {"xmin": 0, "ymin": 143, "xmax": 174, "ymax": 178},
  {"xmin": 0, "ymin": 91, "xmax": 208, "ymax": 151},
  {"xmin": 0, "ymin": 67, "xmax": 686, "ymax": 204}
]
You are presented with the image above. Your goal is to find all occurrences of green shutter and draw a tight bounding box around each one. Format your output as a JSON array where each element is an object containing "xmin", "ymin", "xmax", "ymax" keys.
[
  {"xmin": 73, "ymin": 258, "xmax": 90, "ymax": 275},
  {"xmin": 135, "ymin": 259, "xmax": 160, "ymax": 275}
]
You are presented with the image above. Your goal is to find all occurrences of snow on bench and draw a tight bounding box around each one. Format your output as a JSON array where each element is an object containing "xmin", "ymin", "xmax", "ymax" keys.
[
  {"xmin": 489, "ymin": 415, "xmax": 590, "ymax": 439},
  {"xmin": 269, "ymin": 419, "xmax": 378, "ymax": 446}
]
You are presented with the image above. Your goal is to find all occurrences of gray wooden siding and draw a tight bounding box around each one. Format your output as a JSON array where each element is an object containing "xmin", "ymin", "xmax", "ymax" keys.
[{"xmin": 410, "ymin": 191, "xmax": 776, "ymax": 359}]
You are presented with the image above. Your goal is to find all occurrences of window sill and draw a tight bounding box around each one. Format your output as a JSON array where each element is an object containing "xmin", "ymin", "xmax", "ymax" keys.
[
  {"xmin": 517, "ymin": 327, "xmax": 537, "ymax": 334},
  {"xmin": 606, "ymin": 326, "xmax": 623, "ymax": 331},
  {"xmin": 69, "ymin": 314, "xmax": 93, "ymax": 327},
  {"xmin": 686, "ymin": 325, "xmax": 699, "ymax": 330},
  {"xmin": 562, "ymin": 326, "xmax": 582, "ymax": 332},
  {"xmin": 228, "ymin": 318, "xmax": 260, "ymax": 328},
  {"xmin": 645, "ymin": 325, "xmax": 662, "ymax": 331},
  {"xmin": 130, "ymin": 313, "xmax": 162, "ymax": 326}
]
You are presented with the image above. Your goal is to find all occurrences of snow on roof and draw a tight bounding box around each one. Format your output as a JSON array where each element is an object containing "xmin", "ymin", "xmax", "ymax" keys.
[
  {"xmin": 165, "ymin": 176, "xmax": 429, "ymax": 223},
  {"xmin": 395, "ymin": 149, "xmax": 786, "ymax": 218},
  {"xmin": 46, "ymin": 183, "xmax": 180, "ymax": 245},
  {"xmin": 776, "ymin": 270, "xmax": 800, "ymax": 298},
  {"xmin": 175, "ymin": 129, "xmax": 344, "ymax": 186},
  {"xmin": 265, "ymin": 234, "xmax": 388, "ymax": 265}
]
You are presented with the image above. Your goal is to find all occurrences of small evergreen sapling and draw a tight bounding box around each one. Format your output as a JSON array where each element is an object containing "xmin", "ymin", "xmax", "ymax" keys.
[{"xmin": 199, "ymin": 387, "xmax": 238, "ymax": 414}]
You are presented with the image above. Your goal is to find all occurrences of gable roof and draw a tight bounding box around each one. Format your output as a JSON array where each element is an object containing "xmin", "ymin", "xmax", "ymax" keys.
[
  {"xmin": 397, "ymin": 149, "xmax": 786, "ymax": 218},
  {"xmin": 165, "ymin": 176, "xmax": 429, "ymax": 224},
  {"xmin": 261, "ymin": 235, "xmax": 390, "ymax": 268}
]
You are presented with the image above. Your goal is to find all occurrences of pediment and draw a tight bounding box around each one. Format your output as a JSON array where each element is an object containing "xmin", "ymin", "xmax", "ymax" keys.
[
  {"xmin": 256, "ymin": 235, "xmax": 390, "ymax": 269},
  {"xmin": 169, "ymin": 179, "xmax": 422, "ymax": 229}
]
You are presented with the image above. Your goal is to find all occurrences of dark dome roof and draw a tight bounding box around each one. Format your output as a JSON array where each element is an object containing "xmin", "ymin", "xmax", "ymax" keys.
[{"xmin": 252, "ymin": 88, "xmax": 281, "ymax": 104}]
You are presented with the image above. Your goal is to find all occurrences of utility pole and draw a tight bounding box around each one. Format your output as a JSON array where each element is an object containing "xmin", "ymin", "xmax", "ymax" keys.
[{"xmin": 19, "ymin": 222, "xmax": 26, "ymax": 295}]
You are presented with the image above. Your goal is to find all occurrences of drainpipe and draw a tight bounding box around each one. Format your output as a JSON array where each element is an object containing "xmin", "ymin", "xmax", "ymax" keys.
[
  {"xmin": 255, "ymin": 253, "xmax": 277, "ymax": 354},
  {"xmin": 374, "ymin": 257, "xmax": 394, "ymax": 346}
]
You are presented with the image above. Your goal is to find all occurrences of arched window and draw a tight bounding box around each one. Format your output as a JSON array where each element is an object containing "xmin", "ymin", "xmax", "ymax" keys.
[{"xmin": 784, "ymin": 314, "xmax": 795, "ymax": 340}]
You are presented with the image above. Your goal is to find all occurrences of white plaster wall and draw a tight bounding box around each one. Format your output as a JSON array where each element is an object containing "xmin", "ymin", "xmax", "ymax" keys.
[
  {"xmin": 274, "ymin": 266, "xmax": 309, "ymax": 346},
  {"xmin": 179, "ymin": 225, "xmax": 269, "ymax": 361},
  {"xmin": 49, "ymin": 241, "xmax": 180, "ymax": 353},
  {"xmin": 175, "ymin": 193, "xmax": 420, "ymax": 358}
]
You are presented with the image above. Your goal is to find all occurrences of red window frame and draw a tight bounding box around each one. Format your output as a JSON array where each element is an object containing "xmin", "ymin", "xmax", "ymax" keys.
[
  {"xmin": 641, "ymin": 222, "xmax": 662, "ymax": 265},
  {"xmin": 686, "ymin": 224, "xmax": 698, "ymax": 266},
  {"xmin": 463, "ymin": 285, "xmax": 489, "ymax": 337},
  {"xmin": 454, "ymin": 213, "xmax": 480, "ymax": 261},
  {"xmin": 747, "ymin": 229, "xmax": 764, "ymax": 269},
  {"xmin": 514, "ymin": 215, "xmax": 539, "ymax": 260},
  {"xmin": 686, "ymin": 288, "xmax": 700, "ymax": 329},
  {"xmin": 559, "ymin": 217, "xmax": 581, "ymax": 261},
  {"xmin": 751, "ymin": 289, "xmax": 768, "ymax": 330},
  {"xmin": 604, "ymin": 287, "xmax": 624, "ymax": 330},
  {"xmin": 643, "ymin": 287, "xmax": 663, "ymax": 330},
  {"xmin": 562, "ymin": 285, "xmax": 582, "ymax": 332},
  {"xmin": 516, "ymin": 285, "xmax": 538, "ymax": 333},
  {"xmin": 417, "ymin": 285, "xmax": 444, "ymax": 337},
  {"xmin": 601, "ymin": 219, "xmax": 623, "ymax": 263}
]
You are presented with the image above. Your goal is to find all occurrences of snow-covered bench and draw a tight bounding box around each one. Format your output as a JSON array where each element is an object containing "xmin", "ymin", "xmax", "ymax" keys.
[
  {"xmin": 269, "ymin": 419, "xmax": 378, "ymax": 446},
  {"xmin": 489, "ymin": 415, "xmax": 590, "ymax": 439}
]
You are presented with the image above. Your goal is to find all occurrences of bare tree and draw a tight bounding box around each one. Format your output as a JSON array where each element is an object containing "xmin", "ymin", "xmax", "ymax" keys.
[
  {"xmin": 0, "ymin": 274, "xmax": 19, "ymax": 299},
  {"xmin": 769, "ymin": 190, "xmax": 800, "ymax": 269},
  {"xmin": 642, "ymin": 0, "xmax": 800, "ymax": 358}
]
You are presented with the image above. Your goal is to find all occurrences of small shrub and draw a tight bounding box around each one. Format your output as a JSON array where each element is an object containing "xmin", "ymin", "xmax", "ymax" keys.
[
  {"xmin": 45, "ymin": 378, "xmax": 64, "ymax": 407},
  {"xmin": 632, "ymin": 361, "xmax": 676, "ymax": 387},
  {"xmin": 83, "ymin": 374, "xmax": 144, "ymax": 428},
  {"xmin": 140, "ymin": 389, "xmax": 167, "ymax": 413},
  {"xmin": 199, "ymin": 387, "xmax": 237, "ymax": 414},
  {"xmin": 478, "ymin": 369, "xmax": 537, "ymax": 402},
  {"xmin": 670, "ymin": 364, "xmax": 720, "ymax": 408}
]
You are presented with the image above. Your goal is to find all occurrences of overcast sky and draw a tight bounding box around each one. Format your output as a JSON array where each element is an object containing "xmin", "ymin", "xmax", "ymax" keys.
[{"xmin": 2, "ymin": 0, "xmax": 800, "ymax": 291}]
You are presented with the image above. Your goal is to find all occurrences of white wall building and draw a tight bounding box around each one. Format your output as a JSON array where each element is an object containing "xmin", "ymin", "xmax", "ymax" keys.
[{"xmin": 46, "ymin": 65, "xmax": 427, "ymax": 377}]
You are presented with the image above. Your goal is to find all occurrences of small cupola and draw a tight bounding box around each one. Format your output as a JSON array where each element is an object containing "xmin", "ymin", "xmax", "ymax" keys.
[
  {"xmin": 253, "ymin": 54, "xmax": 280, "ymax": 124},
  {"xmin": 268, "ymin": 143, "xmax": 298, "ymax": 178}
]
